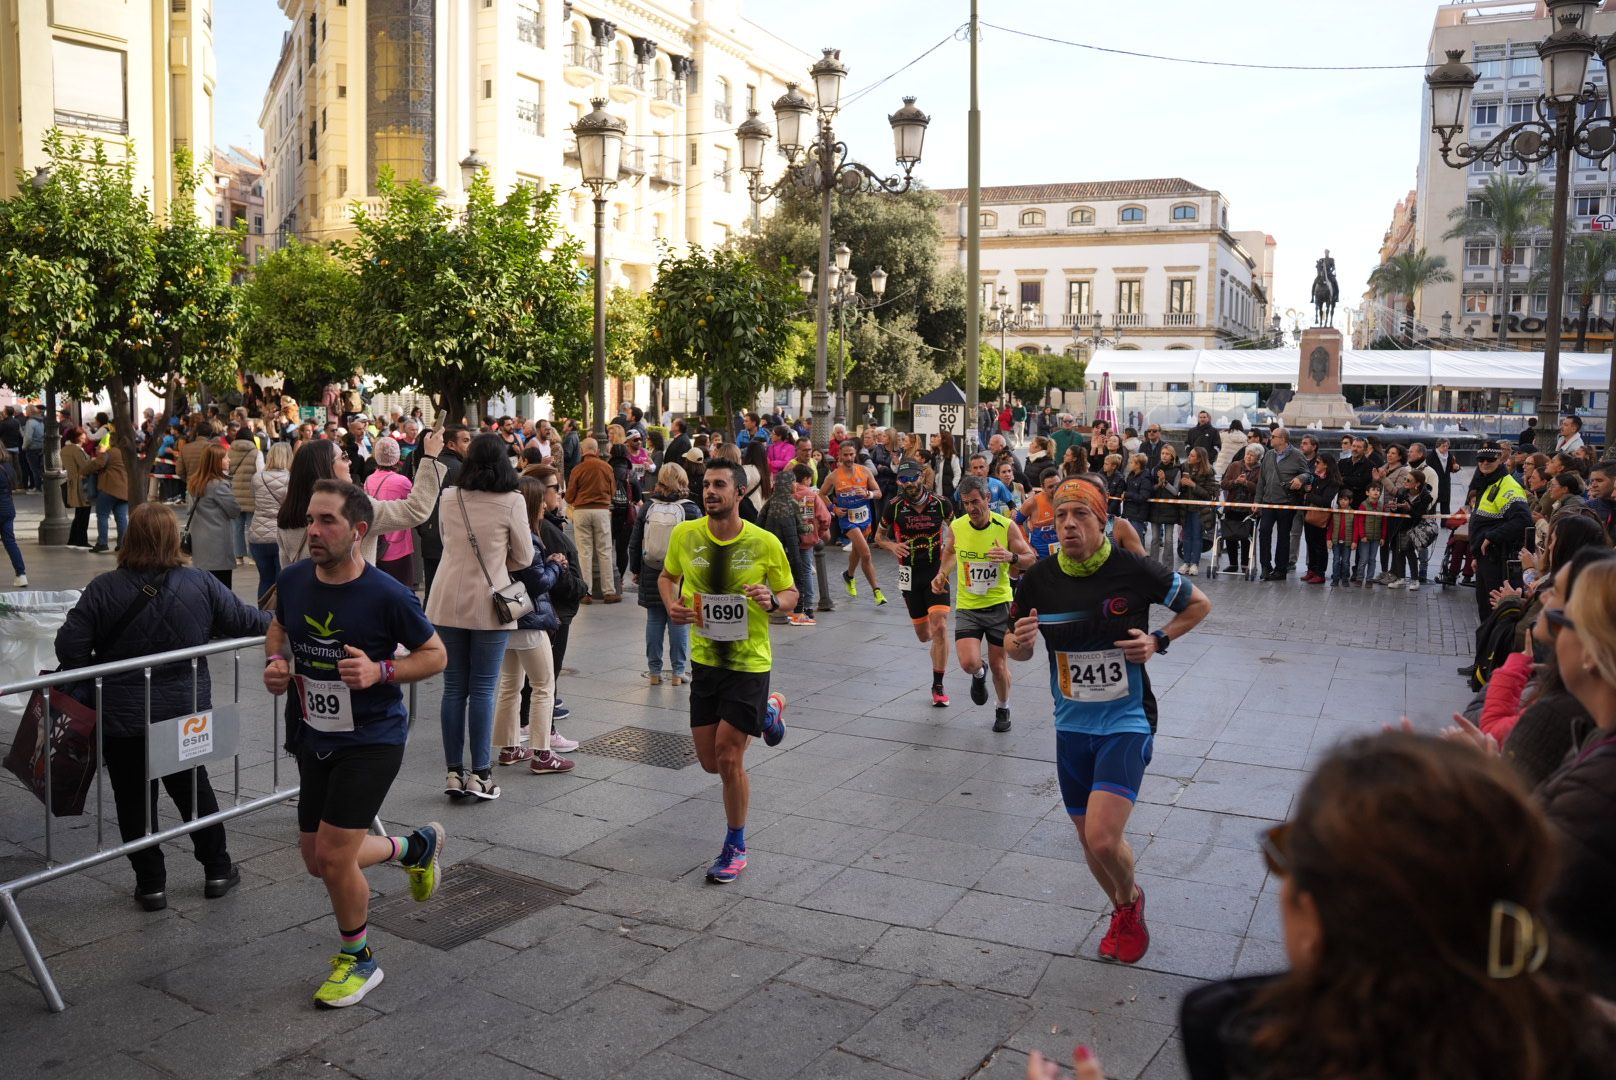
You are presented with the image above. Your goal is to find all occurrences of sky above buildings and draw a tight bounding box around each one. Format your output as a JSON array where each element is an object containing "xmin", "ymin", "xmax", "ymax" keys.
[{"xmin": 216, "ymin": 0, "xmax": 1443, "ymax": 328}]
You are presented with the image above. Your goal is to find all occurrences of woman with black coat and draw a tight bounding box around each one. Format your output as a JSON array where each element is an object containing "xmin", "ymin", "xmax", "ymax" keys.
[
  {"xmin": 493, "ymin": 475, "xmax": 572, "ymax": 773},
  {"xmin": 1221, "ymin": 446, "xmax": 1263, "ymax": 574},
  {"xmin": 1301, "ymin": 454, "xmax": 1341, "ymax": 585},
  {"xmin": 1147, "ymin": 445, "xmax": 1183, "ymax": 566},
  {"xmin": 1388, "ymin": 471, "xmax": 1436, "ymax": 589},
  {"xmin": 54, "ymin": 502, "xmax": 269, "ymax": 911},
  {"xmin": 608, "ymin": 442, "xmax": 642, "ymax": 592}
]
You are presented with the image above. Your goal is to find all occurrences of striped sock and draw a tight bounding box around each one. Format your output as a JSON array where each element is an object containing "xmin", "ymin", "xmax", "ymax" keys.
[
  {"xmin": 386, "ymin": 835, "xmax": 423, "ymax": 865},
  {"xmin": 339, "ymin": 923, "xmax": 369, "ymax": 959}
]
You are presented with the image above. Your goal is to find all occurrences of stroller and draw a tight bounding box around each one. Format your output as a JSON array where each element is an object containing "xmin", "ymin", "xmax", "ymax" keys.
[{"xmin": 1435, "ymin": 506, "xmax": 1474, "ymax": 589}]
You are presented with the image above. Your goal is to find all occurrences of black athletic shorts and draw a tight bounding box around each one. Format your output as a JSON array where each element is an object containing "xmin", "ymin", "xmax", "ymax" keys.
[
  {"xmin": 689, "ymin": 662, "xmax": 770, "ymax": 739},
  {"xmin": 902, "ymin": 557, "xmax": 950, "ymax": 623},
  {"xmin": 296, "ymin": 743, "xmax": 405, "ymax": 832}
]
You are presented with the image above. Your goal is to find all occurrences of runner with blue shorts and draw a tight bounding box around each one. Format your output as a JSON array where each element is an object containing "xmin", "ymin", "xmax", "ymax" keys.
[
  {"xmin": 1006, "ymin": 478, "xmax": 1210, "ymax": 966},
  {"xmin": 819, "ymin": 440, "xmax": 886, "ymax": 605}
]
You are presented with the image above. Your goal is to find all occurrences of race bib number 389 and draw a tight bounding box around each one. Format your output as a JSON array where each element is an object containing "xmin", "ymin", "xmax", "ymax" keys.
[
  {"xmin": 693, "ymin": 592, "xmax": 748, "ymax": 642},
  {"xmin": 1055, "ymin": 649, "xmax": 1128, "ymax": 703},
  {"xmin": 295, "ymin": 676, "xmax": 355, "ymax": 733}
]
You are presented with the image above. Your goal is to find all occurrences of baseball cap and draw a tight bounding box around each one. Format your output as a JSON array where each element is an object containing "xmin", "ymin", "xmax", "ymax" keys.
[
  {"xmin": 896, "ymin": 462, "xmax": 923, "ymax": 482},
  {"xmin": 682, "ymin": 446, "xmax": 704, "ymax": 463}
]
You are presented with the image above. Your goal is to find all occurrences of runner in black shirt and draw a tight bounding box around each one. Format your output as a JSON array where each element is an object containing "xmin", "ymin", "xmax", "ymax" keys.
[{"xmin": 876, "ymin": 462, "xmax": 954, "ymax": 706}]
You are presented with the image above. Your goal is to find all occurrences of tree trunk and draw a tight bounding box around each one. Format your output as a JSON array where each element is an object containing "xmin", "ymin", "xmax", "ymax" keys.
[
  {"xmin": 1497, "ymin": 260, "xmax": 1512, "ymax": 348},
  {"xmin": 722, "ymin": 388, "xmax": 736, "ymax": 441},
  {"xmin": 1405, "ymin": 299, "xmax": 1417, "ymax": 346},
  {"xmin": 106, "ymin": 376, "xmax": 147, "ymax": 508},
  {"xmin": 1578, "ymin": 300, "xmax": 1592, "ymax": 352}
]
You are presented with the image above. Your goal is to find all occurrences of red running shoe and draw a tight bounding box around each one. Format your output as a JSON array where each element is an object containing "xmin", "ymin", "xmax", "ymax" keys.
[
  {"xmin": 931, "ymin": 688, "xmax": 950, "ymax": 708},
  {"xmin": 1111, "ymin": 887, "xmax": 1150, "ymax": 964},
  {"xmin": 1097, "ymin": 908, "xmax": 1122, "ymax": 960}
]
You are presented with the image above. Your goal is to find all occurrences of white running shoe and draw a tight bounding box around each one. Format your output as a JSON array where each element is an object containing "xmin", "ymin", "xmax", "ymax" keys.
[{"xmin": 1406, "ymin": 580, "xmax": 1421, "ymax": 592}]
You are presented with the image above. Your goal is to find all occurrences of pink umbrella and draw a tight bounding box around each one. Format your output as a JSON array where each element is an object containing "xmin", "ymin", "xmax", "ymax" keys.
[{"xmin": 1094, "ymin": 371, "xmax": 1119, "ymax": 432}]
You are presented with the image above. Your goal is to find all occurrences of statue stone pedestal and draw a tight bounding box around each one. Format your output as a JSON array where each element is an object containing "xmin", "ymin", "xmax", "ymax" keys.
[{"xmin": 1280, "ymin": 327, "xmax": 1357, "ymax": 429}]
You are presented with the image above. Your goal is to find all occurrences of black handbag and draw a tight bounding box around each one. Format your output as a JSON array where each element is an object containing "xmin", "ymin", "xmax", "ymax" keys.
[{"xmin": 180, "ymin": 498, "xmax": 198, "ymax": 555}]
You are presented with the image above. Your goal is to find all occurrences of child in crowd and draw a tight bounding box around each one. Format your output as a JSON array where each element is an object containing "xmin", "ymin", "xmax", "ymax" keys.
[
  {"xmin": 1354, "ymin": 482, "xmax": 1386, "ymax": 588},
  {"xmin": 1122, "ymin": 453, "xmax": 1153, "ymax": 534},
  {"xmin": 1329, "ymin": 488, "xmax": 1362, "ymax": 586}
]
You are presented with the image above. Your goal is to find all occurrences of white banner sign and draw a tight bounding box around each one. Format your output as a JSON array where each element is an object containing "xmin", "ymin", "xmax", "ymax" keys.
[{"xmin": 912, "ymin": 402, "xmax": 966, "ymax": 436}]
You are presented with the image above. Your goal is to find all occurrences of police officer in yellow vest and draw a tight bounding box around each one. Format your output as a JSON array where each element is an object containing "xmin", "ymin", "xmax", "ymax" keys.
[
  {"xmin": 1468, "ymin": 442, "xmax": 1531, "ymax": 621},
  {"xmin": 932, "ymin": 474, "xmax": 1039, "ymax": 733}
]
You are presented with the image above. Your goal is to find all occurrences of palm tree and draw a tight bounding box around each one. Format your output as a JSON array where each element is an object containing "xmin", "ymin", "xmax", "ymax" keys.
[
  {"xmin": 1367, "ymin": 249, "xmax": 1455, "ymax": 345},
  {"xmin": 1443, "ymin": 174, "xmax": 1551, "ymax": 346},
  {"xmin": 1529, "ymin": 231, "xmax": 1616, "ymax": 351}
]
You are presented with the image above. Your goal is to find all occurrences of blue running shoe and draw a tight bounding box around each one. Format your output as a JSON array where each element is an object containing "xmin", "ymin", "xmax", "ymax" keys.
[
  {"xmin": 707, "ymin": 844, "xmax": 748, "ymax": 883},
  {"xmin": 552, "ymin": 701, "xmax": 571, "ymax": 721},
  {"xmin": 762, "ymin": 692, "xmax": 787, "ymax": 747},
  {"xmin": 405, "ymin": 822, "xmax": 444, "ymax": 902}
]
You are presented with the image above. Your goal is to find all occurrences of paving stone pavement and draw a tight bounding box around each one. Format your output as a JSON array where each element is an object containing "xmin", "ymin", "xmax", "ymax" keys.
[{"xmin": 0, "ymin": 494, "xmax": 1479, "ymax": 1079}]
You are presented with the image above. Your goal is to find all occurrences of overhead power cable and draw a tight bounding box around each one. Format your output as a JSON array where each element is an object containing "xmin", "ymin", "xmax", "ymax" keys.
[{"xmin": 981, "ymin": 21, "xmax": 1435, "ymax": 72}]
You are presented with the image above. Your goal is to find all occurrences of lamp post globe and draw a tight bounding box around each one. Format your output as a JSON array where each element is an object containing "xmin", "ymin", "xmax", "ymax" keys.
[
  {"xmin": 458, "ymin": 149, "xmax": 488, "ymax": 191},
  {"xmin": 1426, "ymin": 50, "xmax": 1478, "ymax": 139},
  {"xmin": 888, "ymin": 96, "xmax": 930, "ymax": 168},
  {"xmin": 797, "ymin": 267, "xmax": 815, "ymax": 296},
  {"xmin": 1538, "ymin": 13, "xmax": 1597, "ymax": 103},
  {"xmin": 771, "ymin": 83, "xmax": 813, "ymax": 158},
  {"xmin": 810, "ymin": 48, "xmax": 847, "ymax": 116},
  {"xmin": 869, "ymin": 265, "xmax": 888, "ymax": 298},
  {"xmin": 736, "ymin": 109, "xmax": 771, "ymax": 175}
]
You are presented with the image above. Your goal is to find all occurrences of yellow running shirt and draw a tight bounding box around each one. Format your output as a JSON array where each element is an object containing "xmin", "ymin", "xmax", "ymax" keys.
[
  {"xmin": 662, "ymin": 517, "xmax": 795, "ymax": 672},
  {"xmin": 949, "ymin": 512, "xmax": 1013, "ymax": 609}
]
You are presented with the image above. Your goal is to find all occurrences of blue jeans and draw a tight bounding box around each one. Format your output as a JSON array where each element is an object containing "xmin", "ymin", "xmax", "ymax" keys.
[
  {"xmin": 0, "ymin": 511, "xmax": 23, "ymax": 575},
  {"xmin": 644, "ymin": 604, "xmax": 690, "ymax": 676},
  {"xmin": 1178, "ymin": 513, "xmax": 1203, "ymax": 567},
  {"xmin": 1331, "ymin": 542, "xmax": 1352, "ymax": 584},
  {"xmin": 248, "ymin": 541, "xmax": 280, "ymax": 602},
  {"xmin": 233, "ymin": 511, "xmax": 251, "ymax": 559},
  {"xmin": 437, "ymin": 626, "xmax": 510, "ymax": 773},
  {"xmin": 95, "ymin": 491, "xmax": 128, "ymax": 548},
  {"xmin": 1354, "ymin": 540, "xmax": 1380, "ymax": 583}
]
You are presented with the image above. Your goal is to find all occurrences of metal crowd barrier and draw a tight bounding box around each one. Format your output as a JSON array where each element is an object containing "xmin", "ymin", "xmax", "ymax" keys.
[{"xmin": 0, "ymin": 636, "xmax": 415, "ymax": 1013}]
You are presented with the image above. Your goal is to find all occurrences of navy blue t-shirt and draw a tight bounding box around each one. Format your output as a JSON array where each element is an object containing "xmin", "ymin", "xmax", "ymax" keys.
[{"xmin": 275, "ymin": 560, "xmax": 436, "ymax": 751}]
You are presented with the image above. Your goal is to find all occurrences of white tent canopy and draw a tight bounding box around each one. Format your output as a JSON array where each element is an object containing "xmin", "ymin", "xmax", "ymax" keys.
[{"xmin": 1087, "ymin": 349, "xmax": 1616, "ymax": 391}]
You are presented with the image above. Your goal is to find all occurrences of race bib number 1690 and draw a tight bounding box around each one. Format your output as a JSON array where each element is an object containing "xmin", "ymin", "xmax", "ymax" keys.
[{"xmin": 694, "ymin": 592, "xmax": 748, "ymax": 642}]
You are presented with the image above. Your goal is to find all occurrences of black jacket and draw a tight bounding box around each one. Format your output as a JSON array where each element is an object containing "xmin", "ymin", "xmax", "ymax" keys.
[
  {"xmin": 55, "ymin": 566, "xmax": 269, "ymax": 739},
  {"xmin": 1184, "ymin": 423, "xmax": 1221, "ymax": 463},
  {"xmin": 627, "ymin": 493, "xmax": 700, "ymax": 607},
  {"xmin": 1337, "ymin": 456, "xmax": 1374, "ymax": 503},
  {"xmin": 539, "ymin": 509, "xmax": 584, "ymax": 624},
  {"xmin": 416, "ymin": 449, "xmax": 465, "ymax": 560},
  {"xmin": 1538, "ymin": 732, "xmax": 1616, "ymax": 1000},
  {"xmin": 511, "ymin": 530, "xmax": 562, "ymax": 633}
]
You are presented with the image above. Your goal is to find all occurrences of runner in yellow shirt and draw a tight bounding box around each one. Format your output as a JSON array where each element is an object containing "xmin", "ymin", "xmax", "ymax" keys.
[
  {"xmin": 661, "ymin": 459, "xmax": 798, "ymax": 882},
  {"xmin": 932, "ymin": 473, "xmax": 1039, "ymax": 732}
]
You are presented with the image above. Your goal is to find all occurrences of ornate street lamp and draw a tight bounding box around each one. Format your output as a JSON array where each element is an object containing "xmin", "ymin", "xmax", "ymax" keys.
[
  {"xmin": 735, "ymin": 49, "xmax": 928, "ymax": 444},
  {"xmin": 806, "ymin": 243, "xmax": 889, "ymax": 425},
  {"xmin": 1425, "ymin": 2, "xmax": 1614, "ymax": 436},
  {"xmin": 1071, "ymin": 314, "xmax": 1123, "ymax": 355},
  {"xmin": 458, "ymin": 149, "xmax": 488, "ymax": 191},
  {"xmin": 572, "ymin": 99, "xmax": 626, "ymax": 435},
  {"xmin": 986, "ymin": 286, "xmax": 1032, "ymax": 407}
]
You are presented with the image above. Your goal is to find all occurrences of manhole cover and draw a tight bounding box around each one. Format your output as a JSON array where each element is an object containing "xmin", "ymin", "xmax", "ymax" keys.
[
  {"xmin": 575, "ymin": 725, "xmax": 699, "ymax": 769},
  {"xmin": 369, "ymin": 863, "xmax": 574, "ymax": 949}
]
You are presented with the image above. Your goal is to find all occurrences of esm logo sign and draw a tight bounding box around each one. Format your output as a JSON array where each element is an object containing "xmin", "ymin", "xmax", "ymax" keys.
[{"xmin": 178, "ymin": 712, "xmax": 213, "ymax": 762}]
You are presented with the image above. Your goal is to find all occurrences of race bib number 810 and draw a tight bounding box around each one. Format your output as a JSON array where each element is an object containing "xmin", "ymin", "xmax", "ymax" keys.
[
  {"xmin": 1055, "ymin": 649, "xmax": 1128, "ymax": 703},
  {"xmin": 694, "ymin": 592, "xmax": 748, "ymax": 642}
]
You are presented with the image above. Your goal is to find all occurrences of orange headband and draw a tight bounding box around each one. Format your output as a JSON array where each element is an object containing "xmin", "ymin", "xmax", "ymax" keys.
[{"xmin": 1053, "ymin": 478, "xmax": 1107, "ymax": 523}]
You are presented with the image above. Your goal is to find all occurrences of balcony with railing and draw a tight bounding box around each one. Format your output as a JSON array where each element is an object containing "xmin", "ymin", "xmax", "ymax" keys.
[
  {"xmin": 620, "ymin": 147, "xmax": 646, "ymax": 175},
  {"xmin": 565, "ymin": 42, "xmax": 603, "ymax": 74},
  {"xmin": 611, "ymin": 62, "xmax": 645, "ymax": 91},
  {"xmin": 1062, "ymin": 313, "xmax": 1099, "ymax": 328},
  {"xmin": 652, "ymin": 79, "xmax": 683, "ymax": 105},
  {"xmin": 56, "ymin": 109, "xmax": 129, "ymax": 135},
  {"xmin": 517, "ymin": 14, "xmax": 543, "ymax": 47},
  {"xmin": 713, "ymin": 100, "xmax": 732, "ymax": 122},
  {"xmin": 563, "ymin": 139, "xmax": 579, "ymax": 163},
  {"xmin": 1163, "ymin": 312, "xmax": 1198, "ymax": 327},
  {"xmin": 1115, "ymin": 312, "xmax": 1147, "ymax": 328},
  {"xmin": 650, "ymin": 155, "xmax": 683, "ymax": 185},
  {"xmin": 515, "ymin": 99, "xmax": 542, "ymax": 136}
]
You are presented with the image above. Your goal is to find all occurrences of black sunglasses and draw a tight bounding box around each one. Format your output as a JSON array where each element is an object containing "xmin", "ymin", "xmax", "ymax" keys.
[{"xmin": 1543, "ymin": 609, "xmax": 1575, "ymax": 634}]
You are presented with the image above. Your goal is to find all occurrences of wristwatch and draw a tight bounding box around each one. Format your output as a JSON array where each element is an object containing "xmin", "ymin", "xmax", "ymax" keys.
[
  {"xmin": 767, "ymin": 592, "xmax": 780, "ymax": 612},
  {"xmin": 1150, "ymin": 630, "xmax": 1171, "ymax": 655}
]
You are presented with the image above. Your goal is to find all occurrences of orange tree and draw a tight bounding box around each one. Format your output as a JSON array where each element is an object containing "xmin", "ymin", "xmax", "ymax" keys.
[
  {"xmin": 342, "ymin": 171, "xmax": 589, "ymax": 422},
  {"xmin": 640, "ymin": 247, "xmax": 803, "ymax": 432},
  {"xmin": 0, "ymin": 133, "xmax": 239, "ymax": 501}
]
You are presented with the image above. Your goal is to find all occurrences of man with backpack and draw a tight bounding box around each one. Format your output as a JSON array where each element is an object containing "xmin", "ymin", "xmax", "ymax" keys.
[{"xmin": 629, "ymin": 464, "xmax": 701, "ymax": 683}]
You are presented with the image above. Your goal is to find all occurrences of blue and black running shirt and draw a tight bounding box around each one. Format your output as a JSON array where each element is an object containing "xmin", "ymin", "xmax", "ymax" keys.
[{"xmin": 1011, "ymin": 547, "xmax": 1192, "ymax": 736}]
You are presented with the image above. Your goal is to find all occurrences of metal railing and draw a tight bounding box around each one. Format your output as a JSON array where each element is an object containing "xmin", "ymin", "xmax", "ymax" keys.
[
  {"xmin": 565, "ymin": 42, "xmax": 602, "ymax": 73},
  {"xmin": 54, "ymin": 110, "xmax": 129, "ymax": 136},
  {"xmin": 516, "ymin": 14, "xmax": 543, "ymax": 47},
  {"xmin": 620, "ymin": 146, "xmax": 646, "ymax": 175},
  {"xmin": 611, "ymin": 62, "xmax": 645, "ymax": 90},
  {"xmin": 650, "ymin": 155, "xmax": 683, "ymax": 184},
  {"xmin": 653, "ymin": 78, "xmax": 683, "ymax": 105},
  {"xmin": 0, "ymin": 637, "xmax": 416, "ymax": 1012},
  {"xmin": 713, "ymin": 101, "xmax": 733, "ymax": 122}
]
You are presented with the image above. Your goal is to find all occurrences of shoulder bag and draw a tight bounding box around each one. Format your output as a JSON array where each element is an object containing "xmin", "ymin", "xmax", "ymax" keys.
[
  {"xmin": 458, "ymin": 490, "xmax": 535, "ymax": 624},
  {"xmin": 258, "ymin": 532, "xmax": 305, "ymax": 612},
  {"xmin": 180, "ymin": 495, "xmax": 200, "ymax": 555}
]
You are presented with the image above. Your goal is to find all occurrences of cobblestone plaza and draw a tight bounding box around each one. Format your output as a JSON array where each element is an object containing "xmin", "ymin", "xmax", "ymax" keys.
[{"xmin": 0, "ymin": 495, "xmax": 1476, "ymax": 1079}]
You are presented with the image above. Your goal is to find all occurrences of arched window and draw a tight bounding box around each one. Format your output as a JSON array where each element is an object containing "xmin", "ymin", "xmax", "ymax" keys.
[
  {"xmin": 1018, "ymin": 344, "xmax": 1041, "ymax": 355},
  {"xmin": 1171, "ymin": 204, "xmax": 1198, "ymax": 221},
  {"xmin": 1069, "ymin": 207, "xmax": 1095, "ymax": 225},
  {"xmin": 979, "ymin": 210, "xmax": 998, "ymax": 227},
  {"xmin": 1119, "ymin": 206, "xmax": 1146, "ymax": 224},
  {"xmin": 1019, "ymin": 209, "xmax": 1045, "ymax": 227}
]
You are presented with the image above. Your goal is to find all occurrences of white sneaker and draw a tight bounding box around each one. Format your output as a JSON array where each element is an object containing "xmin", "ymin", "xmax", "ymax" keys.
[
  {"xmin": 549, "ymin": 730, "xmax": 580, "ymax": 753},
  {"xmin": 13, "ymin": 574, "xmax": 26, "ymax": 588},
  {"xmin": 1386, "ymin": 578, "xmax": 1406, "ymax": 589},
  {"xmin": 1185, "ymin": 564, "xmax": 1198, "ymax": 577},
  {"xmin": 1406, "ymin": 580, "xmax": 1420, "ymax": 592}
]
